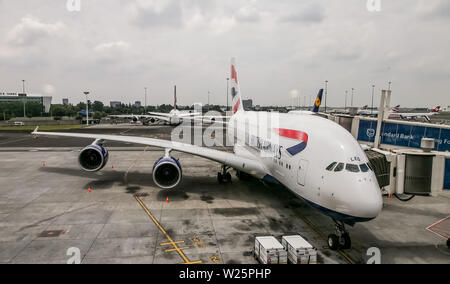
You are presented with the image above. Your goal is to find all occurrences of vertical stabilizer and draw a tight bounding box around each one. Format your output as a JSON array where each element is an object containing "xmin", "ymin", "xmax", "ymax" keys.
[{"xmin": 230, "ymin": 58, "xmax": 244, "ymax": 115}]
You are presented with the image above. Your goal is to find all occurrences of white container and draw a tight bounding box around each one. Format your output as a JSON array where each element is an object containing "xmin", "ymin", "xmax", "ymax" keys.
[
  {"xmin": 254, "ymin": 236, "xmax": 287, "ymax": 264},
  {"xmin": 281, "ymin": 235, "xmax": 317, "ymax": 264}
]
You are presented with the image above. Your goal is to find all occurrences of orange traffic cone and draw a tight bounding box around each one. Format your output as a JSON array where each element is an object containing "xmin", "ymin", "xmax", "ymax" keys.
[
  {"xmin": 389, "ymin": 194, "xmax": 393, "ymax": 199},
  {"xmin": 166, "ymin": 197, "xmax": 169, "ymax": 204},
  {"xmin": 88, "ymin": 186, "xmax": 91, "ymax": 193},
  {"xmin": 42, "ymin": 161, "xmax": 46, "ymax": 167},
  {"xmin": 112, "ymin": 165, "xmax": 114, "ymax": 169}
]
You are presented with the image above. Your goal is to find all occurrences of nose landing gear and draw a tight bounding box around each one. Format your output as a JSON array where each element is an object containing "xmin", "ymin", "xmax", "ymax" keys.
[
  {"xmin": 218, "ymin": 165, "xmax": 232, "ymax": 183},
  {"xmin": 328, "ymin": 220, "xmax": 352, "ymax": 250}
]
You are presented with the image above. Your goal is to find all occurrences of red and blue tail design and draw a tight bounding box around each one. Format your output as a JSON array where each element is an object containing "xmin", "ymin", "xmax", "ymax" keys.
[{"xmin": 230, "ymin": 58, "xmax": 244, "ymax": 115}]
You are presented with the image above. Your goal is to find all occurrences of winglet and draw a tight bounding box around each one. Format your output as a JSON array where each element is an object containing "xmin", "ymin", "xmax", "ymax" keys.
[{"xmin": 32, "ymin": 126, "xmax": 39, "ymax": 134}]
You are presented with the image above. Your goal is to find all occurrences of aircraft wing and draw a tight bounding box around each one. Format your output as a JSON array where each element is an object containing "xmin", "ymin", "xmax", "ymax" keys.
[
  {"xmin": 31, "ymin": 127, "xmax": 267, "ymax": 177},
  {"xmin": 178, "ymin": 112, "xmax": 202, "ymax": 117},
  {"xmin": 147, "ymin": 112, "xmax": 172, "ymax": 117}
]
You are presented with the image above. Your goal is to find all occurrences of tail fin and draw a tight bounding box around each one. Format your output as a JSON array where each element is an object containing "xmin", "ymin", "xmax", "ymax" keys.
[
  {"xmin": 391, "ymin": 105, "xmax": 400, "ymax": 113},
  {"xmin": 230, "ymin": 58, "xmax": 244, "ymax": 115},
  {"xmin": 312, "ymin": 89, "xmax": 323, "ymax": 113},
  {"xmin": 174, "ymin": 85, "xmax": 177, "ymax": 110},
  {"xmin": 432, "ymin": 106, "xmax": 441, "ymax": 113}
]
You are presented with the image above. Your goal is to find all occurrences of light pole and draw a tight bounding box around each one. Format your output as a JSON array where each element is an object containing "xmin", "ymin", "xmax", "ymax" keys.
[
  {"xmin": 144, "ymin": 87, "xmax": 147, "ymax": 114},
  {"xmin": 324, "ymin": 80, "xmax": 328, "ymax": 113},
  {"xmin": 22, "ymin": 80, "xmax": 26, "ymax": 117},
  {"xmin": 226, "ymin": 78, "xmax": 230, "ymax": 112},
  {"xmin": 84, "ymin": 91, "xmax": 89, "ymax": 126},
  {"xmin": 371, "ymin": 85, "xmax": 375, "ymax": 115},
  {"xmin": 208, "ymin": 91, "xmax": 210, "ymax": 111},
  {"xmin": 351, "ymin": 88, "xmax": 354, "ymax": 107},
  {"xmin": 388, "ymin": 81, "xmax": 392, "ymax": 91},
  {"xmin": 345, "ymin": 90, "xmax": 348, "ymax": 111}
]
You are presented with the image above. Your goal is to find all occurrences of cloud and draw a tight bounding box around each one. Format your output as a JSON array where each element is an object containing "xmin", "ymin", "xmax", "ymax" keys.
[
  {"xmin": 42, "ymin": 84, "xmax": 55, "ymax": 94},
  {"xmin": 279, "ymin": 2, "xmax": 325, "ymax": 24},
  {"xmin": 93, "ymin": 41, "xmax": 131, "ymax": 53},
  {"xmin": 6, "ymin": 16, "xmax": 64, "ymax": 46},
  {"xmin": 128, "ymin": 0, "xmax": 183, "ymax": 28}
]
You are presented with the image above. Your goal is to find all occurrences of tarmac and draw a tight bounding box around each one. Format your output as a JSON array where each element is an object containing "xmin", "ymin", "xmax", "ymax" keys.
[{"xmin": 0, "ymin": 124, "xmax": 449, "ymax": 264}]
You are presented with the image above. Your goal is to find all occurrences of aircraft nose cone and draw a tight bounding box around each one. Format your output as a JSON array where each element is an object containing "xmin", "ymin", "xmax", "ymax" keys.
[{"xmin": 358, "ymin": 184, "xmax": 383, "ymax": 219}]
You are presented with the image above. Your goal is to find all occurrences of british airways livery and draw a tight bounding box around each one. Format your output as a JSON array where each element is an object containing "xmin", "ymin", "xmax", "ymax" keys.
[{"xmin": 32, "ymin": 58, "xmax": 383, "ymax": 250}]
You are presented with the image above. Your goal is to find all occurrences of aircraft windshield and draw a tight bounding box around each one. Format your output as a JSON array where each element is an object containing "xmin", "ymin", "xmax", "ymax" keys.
[{"xmin": 345, "ymin": 164, "xmax": 360, "ymax": 173}]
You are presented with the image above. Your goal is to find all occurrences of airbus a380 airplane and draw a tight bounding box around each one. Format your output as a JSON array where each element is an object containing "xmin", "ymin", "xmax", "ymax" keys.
[
  {"xmin": 109, "ymin": 86, "xmax": 201, "ymax": 125},
  {"xmin": 32, "ymin": 58, "xmax": 382, "ymax": 250}
]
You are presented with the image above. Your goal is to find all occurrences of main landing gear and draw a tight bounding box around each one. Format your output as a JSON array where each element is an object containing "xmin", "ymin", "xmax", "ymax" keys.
[
  {"xmin": 217, "ymin": 165, "xmax": 232, "ymax": 183},
  {"xmin": 327, "ymin": 220, "xmax": 352, "ymax": 250}
]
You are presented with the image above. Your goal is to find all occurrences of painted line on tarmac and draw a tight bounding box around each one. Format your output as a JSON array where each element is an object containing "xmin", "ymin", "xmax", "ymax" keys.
[
  {"xmin": 134, "ymin": 196, "xmax": 202, "ymax": 264},
  {"xmin": 293, "ymin": 211, "xmax": 357, "ymax": 264}
]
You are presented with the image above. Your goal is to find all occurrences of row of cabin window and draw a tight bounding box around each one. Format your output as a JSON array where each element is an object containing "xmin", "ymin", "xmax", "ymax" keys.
[{"xmin": 326, "ymin": 162, "xmax": 373, "ymax": 173}]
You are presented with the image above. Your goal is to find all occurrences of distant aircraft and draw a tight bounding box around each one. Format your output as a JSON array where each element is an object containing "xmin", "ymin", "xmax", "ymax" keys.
[
  {"xmin": 108, "ymin": 86, "xmax": 201, "ymax": 126},
  {"xmin": 357, "ymin": 105, "xmax": 400, "ymax": 116},
  {"xmin": 32, "ymin": 58, "xmax": 382, "ymax": 250},
  {"xmin": 288, "ymin": 89, "xmax": 324, "ymax": 115},
  {"xmin": 389, "ymin": 106, "xmax": 441, "ymax": 122}
]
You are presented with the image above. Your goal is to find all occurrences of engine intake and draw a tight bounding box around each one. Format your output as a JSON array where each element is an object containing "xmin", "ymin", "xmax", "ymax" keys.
[
  {"xmin": 152, "ymin": 157, "xmax": 182, "ymax": 189},
  {"xmin": 79, "ymin": 144, "xmax": 109, "ymax": 172}
]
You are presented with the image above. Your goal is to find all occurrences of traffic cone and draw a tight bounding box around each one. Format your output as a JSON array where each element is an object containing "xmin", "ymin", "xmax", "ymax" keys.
[
  {"xmin": 389, "ymin": 194, "xmax": 392, "ymax": 199},
  {"xmin": 42, "ymin": 161, "xmax": 46, "ymax": 167},
  {"xmin": 112, "ymin": 165, "xmax": 114, "ymax": 169},
  {"xmin": 166, "ymin": 197, "xmax": 169, "ymax": 204},
  {"xmin": 88, "ymin": 186, "xmax": 91, "ymax": 193}
]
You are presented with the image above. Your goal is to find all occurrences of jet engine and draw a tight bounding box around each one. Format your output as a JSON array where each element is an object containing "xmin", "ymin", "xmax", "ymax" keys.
[
  {"xmin": 78, "ymin": 144, "xmax": 109, "ymax": 172},
  {"xmin": 152, "ymin": 156, "xmax": 182, "ymax": 189}
]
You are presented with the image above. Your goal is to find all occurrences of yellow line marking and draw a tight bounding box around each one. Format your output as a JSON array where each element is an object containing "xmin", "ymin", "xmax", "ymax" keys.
[
  {"xmin": 183, "ymin": 261, "xmax": 203, "ymax": 265},
  {"xmin": 165, "ymin": 247, "xmax": 189, "ymax": 252},
  {"xmin": 160, "ymin": 241, "xmax": 184, "ymax": 246},
  {"xmin": 135, "ymin": 196, "xmax": 202, "ymax": 264},
  {"xmin": 294, "ymin": 212, "xmax": 356, "ymax": 264}
]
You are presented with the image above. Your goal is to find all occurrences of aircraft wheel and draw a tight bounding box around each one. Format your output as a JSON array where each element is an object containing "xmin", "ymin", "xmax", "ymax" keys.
[
  {"xmin": 342, "ymin": 233, "xmax": 352, "ymax": 249},
  {"xmin": 447, "ymin": 238, "xmax": 450, "ymax": 249},
  {"xmin": 217, "ymin": 172, "xmax": 224, "ymax": 183},
  {"xmin": 225, "ymin": 172, "xmax": 232, "ymax": 183},
  {"xmin": 328, "ymin": 234, "xmax": 339, "ymax": 250}
]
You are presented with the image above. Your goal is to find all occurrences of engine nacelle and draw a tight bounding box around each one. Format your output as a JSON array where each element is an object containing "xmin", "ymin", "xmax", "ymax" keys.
[
  {"xmin": 152, "ymin": 157, "xmax": 182, "ymax": 189},
  {"xmin": 78, "ymin": 144, "xmax": 109, "ymax": 172}
]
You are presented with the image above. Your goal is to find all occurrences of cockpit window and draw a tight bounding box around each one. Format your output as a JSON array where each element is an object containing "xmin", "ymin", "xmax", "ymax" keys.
[
  {"xmin": 359, "ymin": 163, "xmax": 369, "ymax": 173},
  {"xmin": 334, "ymin": 163, "xmax": 344, "ymax": 172},
  {"xmin": 346, "ymin": 164, "xmax": 360, "ymax": 173},
  {"xmin": 326, "ymin": 162, "xmax": 337, "ymax": 171}
]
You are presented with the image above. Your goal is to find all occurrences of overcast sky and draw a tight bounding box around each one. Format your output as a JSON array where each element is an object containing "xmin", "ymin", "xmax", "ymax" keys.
[{"xmin": 0, "ymin": 0, "xmax": 449, "ymax": 108}]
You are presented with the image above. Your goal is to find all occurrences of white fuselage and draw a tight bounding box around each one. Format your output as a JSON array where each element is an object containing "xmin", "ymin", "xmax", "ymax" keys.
[{"xmin": 228, "ymin": 111, "xmax": 383, "ymax": 224}]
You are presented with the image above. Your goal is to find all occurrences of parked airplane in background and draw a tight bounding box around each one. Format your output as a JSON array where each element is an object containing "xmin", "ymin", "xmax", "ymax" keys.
[
  {"xmin": 288, "ymin": 89, "xmax": 324, "ymax": 115},
  {"xmin": 357, "ymin": 105, "xmax": 400, "ymax": 116},
  {"xmin": 390, "ymin": 106, "xmax": 441, "ymax": 122},
  {"xmin": 108, "ymin": 86, "xmax": 201, "ymax": 126},
  {"xmin": 32, "ymin": 58, "xmax": 382, "ymax": 250}
]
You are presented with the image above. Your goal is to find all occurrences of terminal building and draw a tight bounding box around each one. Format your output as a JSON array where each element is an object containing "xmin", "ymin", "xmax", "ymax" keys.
[{"xmin": 0, "ymin": 92, "xmax": 52, "ymax": 113}]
